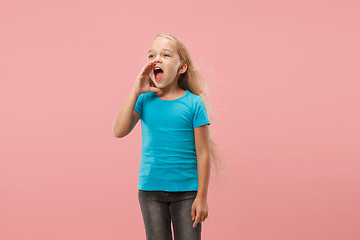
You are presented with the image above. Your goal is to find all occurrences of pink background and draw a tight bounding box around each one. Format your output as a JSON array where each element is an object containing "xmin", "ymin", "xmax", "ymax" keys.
[{"xmin": 1, "ymin": 0, "xmax": 359, "ymax": 239}]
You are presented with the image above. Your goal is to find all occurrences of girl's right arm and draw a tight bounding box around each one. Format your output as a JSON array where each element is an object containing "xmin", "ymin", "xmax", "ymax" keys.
[
  {"xmin": 112, "ymin": 60, "xmax": 160, "ymax": 138},
  {"xmin": 112, "ymin": 88, "xmax": 141, "ymax": 138}
]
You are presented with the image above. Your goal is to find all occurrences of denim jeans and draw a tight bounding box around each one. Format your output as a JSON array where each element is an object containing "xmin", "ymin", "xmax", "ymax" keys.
[{"xmin": 138, "ymin": 190, "xmax": 201, "ymax": 240}]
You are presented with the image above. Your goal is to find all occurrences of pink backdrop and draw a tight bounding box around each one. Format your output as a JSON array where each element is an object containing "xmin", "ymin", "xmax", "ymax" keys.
[{"xmin": 1, "ymin": 0, "xmax": 359, "ymax": 239}]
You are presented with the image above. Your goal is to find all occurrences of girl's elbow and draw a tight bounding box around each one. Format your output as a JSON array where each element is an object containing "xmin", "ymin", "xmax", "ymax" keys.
[
  {"xmin": 197, "ymin": 153, "xmax": 210, "ymax": 161},
  {"xmin": 113, "ymin": 128, "xmax": 128, "ymax": 138}
]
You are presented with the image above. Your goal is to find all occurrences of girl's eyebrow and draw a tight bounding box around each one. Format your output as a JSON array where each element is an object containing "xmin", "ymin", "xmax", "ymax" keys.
[{"xmin": 148, "ymin": 48, "xmax": 173, "ymax": 53}]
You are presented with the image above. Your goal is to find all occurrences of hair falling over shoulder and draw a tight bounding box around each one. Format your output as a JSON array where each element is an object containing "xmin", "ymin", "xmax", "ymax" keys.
[{"xmin": 149, "ymin": 33, "xmax": 225, "ymax": 174}]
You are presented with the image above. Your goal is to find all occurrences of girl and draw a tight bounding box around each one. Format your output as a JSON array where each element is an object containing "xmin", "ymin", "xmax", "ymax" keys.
[{"xmin": 113, "ymin": 33, "xmax": 220, "ymax": 240}]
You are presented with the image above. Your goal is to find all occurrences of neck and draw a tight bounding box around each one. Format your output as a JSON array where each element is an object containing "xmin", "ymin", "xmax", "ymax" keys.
[{"xmin": 155, "ymin": 81, "xmax": 184, "ymax": 97}]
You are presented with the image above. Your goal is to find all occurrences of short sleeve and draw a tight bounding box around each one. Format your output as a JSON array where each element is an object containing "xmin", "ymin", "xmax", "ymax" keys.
[
  {"xmin": 193, "ymin": 96, "xmax": 210, "ymax": 128},
  {"xmin": 134, "ymin": 93, "xmax": 144, "ymax": 118}
]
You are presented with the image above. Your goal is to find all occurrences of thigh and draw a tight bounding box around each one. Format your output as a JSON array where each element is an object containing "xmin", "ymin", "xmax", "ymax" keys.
[
  {"xmin": 138, "ymin": 190, "xmax": 172, "ymax": 240},
  {"xmin": 169, "ymin": 192, "xmax": 201, "ymax": 240}
]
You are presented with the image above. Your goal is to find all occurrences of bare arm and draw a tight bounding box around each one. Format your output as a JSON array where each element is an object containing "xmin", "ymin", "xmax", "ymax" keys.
[
  {"xmin": 112, "ymin": 60, "xmax": 160, "ymax": 138},
  {"xmin": 194, "ymin": 124, "xmax": 211, "ymax": 199},
  {"xmin": 191, "ymin": 124, "xmax": 211, "ymax": 228},
  {"xmin": 112, "ymin": 88, "xmax": 141, "ymax": 138}
]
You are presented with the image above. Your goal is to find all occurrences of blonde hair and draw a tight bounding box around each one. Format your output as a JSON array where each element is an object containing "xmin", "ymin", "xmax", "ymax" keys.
[{"xmin": 149, "ymin": 33, "xmax": 224, "ymax": 173}]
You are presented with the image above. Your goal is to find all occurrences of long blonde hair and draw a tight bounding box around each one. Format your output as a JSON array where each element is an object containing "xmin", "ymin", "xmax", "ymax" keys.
[{"xmin": 149, "ymin": 33, "xmax": 224, "ymax": 173}]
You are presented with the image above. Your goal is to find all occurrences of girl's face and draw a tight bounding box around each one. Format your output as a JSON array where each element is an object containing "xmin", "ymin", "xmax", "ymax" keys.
[{"xmin": 147, "ymin": 37, "xmax": 186, "ymax": 88}]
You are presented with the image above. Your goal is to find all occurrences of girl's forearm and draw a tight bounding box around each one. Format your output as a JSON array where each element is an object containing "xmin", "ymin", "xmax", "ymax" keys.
[
  {"xmin": 112, "ymin": 87, "xmax": 140, "ymax": 138},
  {"xmin": 196, "ymin": 155, "xmax": 211, "ymax": 199}
]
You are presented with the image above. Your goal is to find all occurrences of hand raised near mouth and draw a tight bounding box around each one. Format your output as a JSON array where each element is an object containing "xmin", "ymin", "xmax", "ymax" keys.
[{"xmin": 132, "ymin": 61, "xmax": 161, "ymax": 95}]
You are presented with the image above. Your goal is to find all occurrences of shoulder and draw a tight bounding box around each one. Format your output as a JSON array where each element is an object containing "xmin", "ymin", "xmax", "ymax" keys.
[
  {"xmin": 141, "ymin": 91, "xmax": 155, "ymax": 98},
  {"xmin": 138, "ymin": 91, "xmax": 155, "ymax": 101},
  {"xmin": 185, "ymin": 90, "xmax": 203, "ymax": 104},
  {"xmin": 185, "ymin": 91, "xmax": 206, "ymax": 110},
  {"xmin": 186, "ymin": 90, "xmax": 198, "ymax": 99}
]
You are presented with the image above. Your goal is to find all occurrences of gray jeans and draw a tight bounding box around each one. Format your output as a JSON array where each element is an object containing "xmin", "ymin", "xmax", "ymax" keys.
[{"xmin": 138, "ymin": 190, "xmax": 201, "ymax": 240}]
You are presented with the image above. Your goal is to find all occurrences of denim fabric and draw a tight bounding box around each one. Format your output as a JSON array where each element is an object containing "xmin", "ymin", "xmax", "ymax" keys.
[{"xmin": 138, "ymin": 190, "xmax": 201, "ymax": 240}]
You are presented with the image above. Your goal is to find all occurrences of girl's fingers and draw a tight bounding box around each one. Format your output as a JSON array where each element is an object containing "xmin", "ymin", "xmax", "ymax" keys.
[
  {"xmin": 191, "ymin": 205, "xmax": 196, "ymax": 220},
  {"xmin": 143, "ymin": 61, "xmax": 154, "ymax": 74},
  {"xmin": 150, "ymin": 87, "xmax": 161, "ymax": 92},
  {"xmin": 140, "ymin": 61, "xmax": 155, "ymax": 76},
  {"xmin": 141, "ymin": 63, "xmax": 151, "ymax": 74},
  {"xmin": 193, "ymin": 215, "xmax": 200, "ymax": 228},
  {"xmin": 197, "ymin": 212, "xmax": 208, "ymax": 225},
  {"xmin": 193, "ymin": 213, "xmax": 207, "ymax": 227}
]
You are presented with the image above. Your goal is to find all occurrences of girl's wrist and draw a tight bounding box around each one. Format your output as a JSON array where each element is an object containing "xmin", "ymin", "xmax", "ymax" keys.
[
  {"xmin": 196, "ymin": 193, "xmax": 207, "ymax": 200},
  {"xmin": 131, "ymin": 87, "xmax": 140, "ymax": 98}
]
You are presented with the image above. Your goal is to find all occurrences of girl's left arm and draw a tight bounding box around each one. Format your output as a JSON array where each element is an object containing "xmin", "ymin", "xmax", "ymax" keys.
[{"xmin": 191, "ymin": 124, "xmax": 211, "ymax": 228}]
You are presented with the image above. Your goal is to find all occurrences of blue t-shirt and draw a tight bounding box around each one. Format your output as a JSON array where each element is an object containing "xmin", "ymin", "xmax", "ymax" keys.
[{"xmin": 134, "ymin": 89, "xmax": 210, "ymax": 191}]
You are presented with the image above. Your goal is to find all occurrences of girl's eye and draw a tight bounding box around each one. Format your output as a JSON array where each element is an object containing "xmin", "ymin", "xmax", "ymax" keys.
[{"xmin": 148, "ymin": 54, "xmax": 170, "ymax": 58}]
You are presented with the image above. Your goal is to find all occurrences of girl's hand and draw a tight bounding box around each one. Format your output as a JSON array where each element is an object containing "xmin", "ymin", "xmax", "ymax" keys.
[
  {"xmin": 132, "ymin": 61, "xmax": 161, "ymax": 95},
  {"xmin": 191, "ymin": 196, "xmax": 208, "ymax": 228}
]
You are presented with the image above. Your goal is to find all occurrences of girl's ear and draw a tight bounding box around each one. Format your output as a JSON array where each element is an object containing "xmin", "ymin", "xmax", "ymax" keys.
[{"xmin": 178, "ymin": 63, "xmax": 187, "ymax": 74}]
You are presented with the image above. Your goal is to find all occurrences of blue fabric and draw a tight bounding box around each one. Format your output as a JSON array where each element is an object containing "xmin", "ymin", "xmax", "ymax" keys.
[{"xmin": 134, "ymin": 90, "xmax": 210, "ymax": 191}]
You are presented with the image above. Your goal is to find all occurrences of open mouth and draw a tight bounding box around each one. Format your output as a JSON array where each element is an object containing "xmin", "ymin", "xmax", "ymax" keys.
[{"xmin": 153, "ymin": 67, "xmax": 164, "ymax": 81}]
